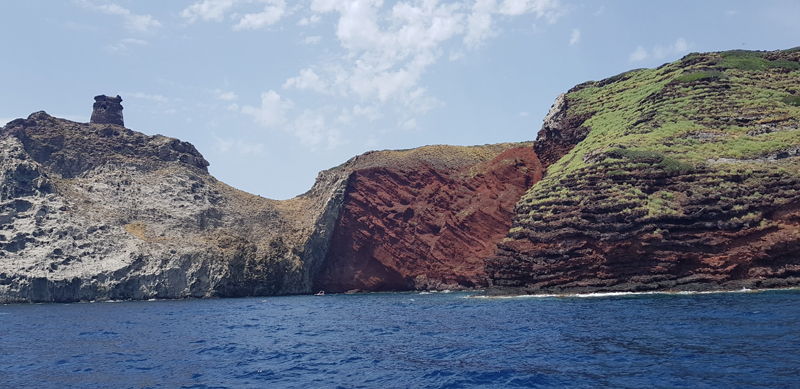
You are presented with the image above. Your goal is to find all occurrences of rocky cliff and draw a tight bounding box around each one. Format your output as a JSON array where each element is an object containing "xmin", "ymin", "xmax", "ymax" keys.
[
  {"xmin": 0, "ymin": 101, "xmax": 540, "ymax": 302},
  {"xmin": 314, "ymin": 144, "xmax": 542, "ymax": 293},
  {"xmin": 487, "ymin": 48, "xmax": 800, "ymax": 294},
  {"xmin": 0, "ymin": 110, "xmax": 349, "ymax": 303},
  {"xmin": 5, "ymin": 48, "xmax": 800, "ymax": 302}
]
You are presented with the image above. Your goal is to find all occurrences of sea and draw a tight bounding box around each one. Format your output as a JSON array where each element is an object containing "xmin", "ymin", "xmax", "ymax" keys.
[{"xmin": 1, "ymin": 289, "xmax": 799, "ymax": 389}]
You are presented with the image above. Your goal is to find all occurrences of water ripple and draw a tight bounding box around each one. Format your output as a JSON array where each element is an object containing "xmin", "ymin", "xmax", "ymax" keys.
[{"xmin": 1, "ymin": 290, "xmax": 799, "ymax": 388}]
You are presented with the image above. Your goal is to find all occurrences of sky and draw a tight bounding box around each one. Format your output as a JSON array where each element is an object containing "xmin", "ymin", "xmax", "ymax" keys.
[{"xmin": 1, "ymin": 1, "xmax": 799, "ymax": 199}]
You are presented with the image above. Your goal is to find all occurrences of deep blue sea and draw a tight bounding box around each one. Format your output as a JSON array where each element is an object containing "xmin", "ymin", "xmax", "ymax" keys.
[{"xmin": 2, "ymin": 289, "xmax": 799, "ymax": 389}]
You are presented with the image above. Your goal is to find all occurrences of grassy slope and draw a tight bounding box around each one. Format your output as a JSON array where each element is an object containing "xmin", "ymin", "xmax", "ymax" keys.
[{"xmin": 514, "ymin": 48, "xmax": 800, "ymax": 231}]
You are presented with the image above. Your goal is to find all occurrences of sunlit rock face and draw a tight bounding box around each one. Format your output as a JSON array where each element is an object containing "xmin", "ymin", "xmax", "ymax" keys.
[
  {"xmin": 0, "ymin": 108, "xmax": 348, "ymax": 303},
  {"xmin": 487, "ymin": 49, "xmax": 800, "ymax": 295},
  {"xmin": 313, "ymin": 144, "xmax": 543, "ymax": 293}
]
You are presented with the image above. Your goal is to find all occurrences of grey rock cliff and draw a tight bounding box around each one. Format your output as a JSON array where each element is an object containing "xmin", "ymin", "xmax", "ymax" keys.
[{"xmin": 0, "ymin": 110, "xmax": 350, "ymax": 303}]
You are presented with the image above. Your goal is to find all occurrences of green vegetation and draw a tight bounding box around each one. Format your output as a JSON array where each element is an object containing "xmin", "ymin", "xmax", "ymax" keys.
[
  {"xmin": 782, "ymin": 96, "xmax": 800, "ymax": 106},
  {"xmin": 514, "ymin": 48, "xmax": 800, "ymax": 226},
  {"xmin": 675, "ymin": 70, "xmax": 725, "ymax": 83},
  {"xmin": 718, "ymin": 50, "xmax": 770, "ymax": 71},
  {"xmin": 718, "ymin": 50, "xmax": 800, "ymax": 71}
]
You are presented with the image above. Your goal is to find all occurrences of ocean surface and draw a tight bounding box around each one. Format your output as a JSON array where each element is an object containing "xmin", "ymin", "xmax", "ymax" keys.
[{"xmin": 2, "ymin": 289, "xmax": 799, "ymax": 389}]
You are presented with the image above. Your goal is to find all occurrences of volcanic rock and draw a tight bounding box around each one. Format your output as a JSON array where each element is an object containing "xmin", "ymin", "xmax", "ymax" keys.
[
  {"xmin": 0, "ymin": 110, "xmax": 348, "ymax": 303},
  {"xmin": 486, "ymin": 49, "xmax": 800, "ymax": 295},
  {"xmin": 314, "ymin": 144, "xmax": 542, "ymax": 293}
]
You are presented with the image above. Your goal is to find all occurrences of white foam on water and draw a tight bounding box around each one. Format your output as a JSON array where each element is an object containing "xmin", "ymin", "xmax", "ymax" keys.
[{"xmin": 472, "ymin": 287, "xmax": 800, "ymax": 299}]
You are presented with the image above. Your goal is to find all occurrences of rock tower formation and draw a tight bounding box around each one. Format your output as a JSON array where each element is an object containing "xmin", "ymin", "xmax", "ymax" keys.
[{"xmin": 90, "ymin": 95, "xmax": 124, "ymax": 126}]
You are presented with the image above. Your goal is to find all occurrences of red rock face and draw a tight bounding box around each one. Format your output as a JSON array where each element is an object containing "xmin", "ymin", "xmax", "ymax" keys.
[
  {"xmin": 486, "ymin": 165, "xmax": 800, "ymax": 294},
  {"xmin": 314, "ymin": 146, "xmax": 543, "ymax": 293}
]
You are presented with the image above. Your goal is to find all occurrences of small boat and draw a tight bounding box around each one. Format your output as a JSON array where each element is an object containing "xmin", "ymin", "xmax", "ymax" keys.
[{"xmin": 315, "ymin": 291, "xmax": 325, "ymax": 296}]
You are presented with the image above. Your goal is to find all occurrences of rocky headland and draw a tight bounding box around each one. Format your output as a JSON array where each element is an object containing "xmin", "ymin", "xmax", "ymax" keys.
[
  {"xmin": 0, "ymin": 108, "xmax": 350, "ymax": 302},
  {"xmin": 3, "ymin": 48, "xmax": 800, "ymax": 302},
  {"xmin": 487, "ymin": 48, "xmax": 800, "ymax": 294},
  {"xmin": 0, "ymin": 98, "xmax": 540, "ymax": 302}
]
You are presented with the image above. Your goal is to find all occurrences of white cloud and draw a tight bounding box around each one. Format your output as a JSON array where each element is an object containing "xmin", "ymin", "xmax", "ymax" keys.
[
  {"xmin": 242, "ymin": 94, "xmax": 345, "ymax": 149},
  {"xmin": 594, "ymin": 6, "xmax": 605, "ymax": 16},
  {"xmin": 497, "ymin": 0, "xmax": 564, "ymax": 21},
  {"xmin": 106, "ymin": 38, "xmax": 149, "ymax": 55},
  {"xmin": 213, "ymin": 135, "xmax": 264, "ymax": 155},
  {"xmin": 291, "ymin": 110, "xmax": 325, "ymax": 147},
  {"xmin": 449, "ymin": 50, "xmax": 465, "ymax": 61},
  {"xmin": 518, "ymin": 111, "xmax": 529, "ymax": 117},
  {"xmin": 121, "ymin": 38, "xmax": 148, "ymax": 45},
  {"xmin": 215, "ymin": 89, "xmax": 238, "ymax": 100},
  {"xmin": 326, "ymin": 128, "xmax": 347, "ymax": 149},
  {"xmin": 353, "ymin": 104, "xmax": 383, "ymax": 121},
  {"xmin": 630, "ymin": 38, "xmax": 692, "ymax": 62},
  {"xmin": 305, "ymin": 0, "xmax": 566, "ymax": 107},
  {"xmin": 227, "ymin": 103, "xmax": 239, "ymax": 111},
  {"xmin": 182, "ymin": 0, "xmax": 237, "ymax": 22},
  {"xmin": 725, "ymin": 10, "xmax": 738, "ymax": 16},
  {"xmin": 464, "ymin": 0, "xmax": 495, "ymax": 49},
  {"xmin": 286, "ymin": 109, "xmax": 347, "ymax": 149},
  {"xmin": 283, "ymin": 68, "xmax": 328, "ymax": 93},
  {"xmin": 399, "ymin": 118, "xmax": 418, "ymax": 130},
  {"xmin": 569, "ymin": 28, "xmax": 580, "ymax": 45},
  {"xmin": 241, "ymin": 90, "xmax": 293, "ymax": 128},
  {"xmin": 298, "ymin": 14, "xmax": 321, "ymax": 26},
  {"xmin": 240, "ymin": 0, "xmax": 568, "ymax": 150},
  {"xmin": 128, "ymin": 92, "xmax": 168, "ymax": 103},
  {"xmin": 182, "ymin": 0, "xmax": 287, "ymax": 30},
  {"xmin": 75, "ymin": 0, "xmax": 161, "ymax": 34},
  {"xmin": 303, "ymin": 35, "xmax": 322, "ymax": 44},
  {"xmin": 233, "ymin": 0, "xmax": 287, "ymax": 30},
  {"xmin": 335, "ymin": 107, "xmax": 352, "ymax": 124},
  {"xmin": 629, "ymin": 46, "xmax": 648, "ymax": 62},
  {"xmin": 307, "ymin": 0, "xmax": 469, "ymax": 111}
]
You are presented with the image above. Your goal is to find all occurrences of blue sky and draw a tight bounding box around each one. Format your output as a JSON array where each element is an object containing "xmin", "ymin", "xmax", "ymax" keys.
[{"xmin": 1, "ymin": 0, "xmax": 798, "ymax": 199}]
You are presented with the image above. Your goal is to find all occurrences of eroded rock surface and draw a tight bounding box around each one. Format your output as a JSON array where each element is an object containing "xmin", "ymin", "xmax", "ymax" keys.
[
  {"xmin": 487, "ymin": 49, "xmax": 800, "ymax": 295},
  {"xmin": 313, "ymin": 145, "xmax": 543, "ymax": 293},
  {"xmin": 0, "ymin": 112, "xmax": 348, "ymax": 303}
]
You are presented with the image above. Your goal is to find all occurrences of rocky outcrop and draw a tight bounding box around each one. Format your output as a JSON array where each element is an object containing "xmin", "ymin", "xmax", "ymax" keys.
[
  {"xmin": 6, "ymin": 111, "xmax": 209, "ymax": 178},
  {"xmin": 0, "ymin": 109, "xmax": 349, "ymax": 303},
  {"xmin": 0, "ymin": 98, "xmax": 538, "ymax": 302},
  {"xmin": 487, "ymin": 49, "xmax": 800, "ymax": 295},
  {"xmin": 5, "ymin": 48, "xmax": 800, "ymax": 302},
  {"xmin": 90, "ymin": 95, "xmax": 124, "ymax": 126},
  {"xmin": 313, "ymin": 144, "xmax": 543, "ymax": 293},
  {"xmin": 533, "ymin": 93, "xmax": 592, "ymax": 169}
]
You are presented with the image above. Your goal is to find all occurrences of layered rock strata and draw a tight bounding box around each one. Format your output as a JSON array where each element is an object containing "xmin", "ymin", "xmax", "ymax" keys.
[
  {"xmin": 0, "ymin": 104, "xmax": 540, "ymax": 302},
  {"xmin": 487, "ymin": 49, "xmax": 800, "ymax": 294},
  {"xmin": 5, "ymin": 49, "xmax": 800, "ymax": 302},
  {"xmin": 314, "ymin": 144, "xmax": 542, "ymax": 293}
]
